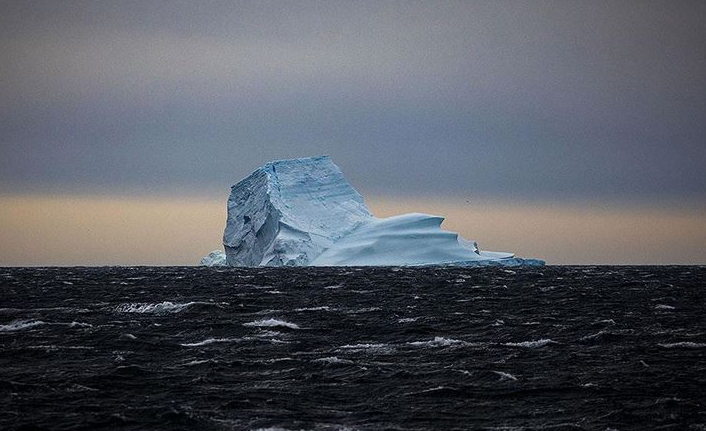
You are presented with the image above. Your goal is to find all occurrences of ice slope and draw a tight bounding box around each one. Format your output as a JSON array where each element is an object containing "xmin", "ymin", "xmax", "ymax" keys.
[
  {"xmin": 311, "ymin": 213, "xmax": 514, "ymax": 266},
  {"xmin": 214, "ymin": 156, "xmax": 542, "ymax": 267}
]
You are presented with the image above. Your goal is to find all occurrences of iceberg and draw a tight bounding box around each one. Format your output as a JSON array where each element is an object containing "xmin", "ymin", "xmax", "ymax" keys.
[
  {"xmin": 203, "ymin": 156, "xmax": 543, "ymax": 267},
  {"xmin": 199, "ymin": 250, "xmax": 226, "ymax": 266}
]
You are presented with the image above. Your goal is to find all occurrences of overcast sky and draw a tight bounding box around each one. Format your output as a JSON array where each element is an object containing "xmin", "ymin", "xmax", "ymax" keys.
[{"xmin": 1, "ymin": 0, "xmax": 705, "ymax": 202}]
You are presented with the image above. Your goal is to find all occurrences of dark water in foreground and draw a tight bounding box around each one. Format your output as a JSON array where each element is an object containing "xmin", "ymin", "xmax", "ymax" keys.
[{"xmin": 1, "ymin": 266, "xmax": 705, "ymax": 431}]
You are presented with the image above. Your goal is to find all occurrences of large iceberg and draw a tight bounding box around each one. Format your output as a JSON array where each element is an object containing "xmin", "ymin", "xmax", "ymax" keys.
[{"xmin": 208, "ymin": 156, "xmax": 543, "ymax": 267}]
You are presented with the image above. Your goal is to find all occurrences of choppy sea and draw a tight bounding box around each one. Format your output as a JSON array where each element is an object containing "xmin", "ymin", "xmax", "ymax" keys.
[{"xmin": 1, "ymin": 266, "xmax": 705, "ymax": 431}]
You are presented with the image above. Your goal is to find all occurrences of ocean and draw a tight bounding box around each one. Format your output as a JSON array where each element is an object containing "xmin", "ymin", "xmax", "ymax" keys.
[{"xmin": 1, "ymin": 266, "xmax": 705, "ymax": 430}]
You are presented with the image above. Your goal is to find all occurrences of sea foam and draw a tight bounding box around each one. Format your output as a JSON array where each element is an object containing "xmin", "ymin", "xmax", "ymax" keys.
[
  {"xmin": 504, "ymin": 339, "xmax": 557, "ymax": 348},
  {"xmin": 243, "ymin": 319, "xmax": 300, "ymax": 330},
  {"xmin": 0, "ymin": 320, "xmax": 46, "ymax": 332},
  {"xmin": 658, "ymin": 342, "xmax": 706, "ymax": 349}
]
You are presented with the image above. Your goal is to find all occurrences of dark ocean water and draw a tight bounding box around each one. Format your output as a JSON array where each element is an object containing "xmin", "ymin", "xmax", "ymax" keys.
[{"xmin": 1, "ymin": 266, "xmax": 705, "ymax": 431}]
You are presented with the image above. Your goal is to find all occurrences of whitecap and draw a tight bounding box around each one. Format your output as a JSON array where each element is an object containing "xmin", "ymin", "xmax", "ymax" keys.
[
  {"xmin": 259, "ymin": 357, "xmax": 295, "ymax": 364},
  {"xmin": 397, "ymin": 317, "xmax": 418, "ymax": 323},
  {"xmin": 180, "ymin": 338, "xmax": 240, "ymax": 347},
  {"xmin": 504, "ymin": 339, "xmax": 557, "ymax": 348},
  {"xmin": 491, "ymin": 371, "xmax": 518, "ymax": 381},
  {"xmin": 339, "ymin": 342, "xmax": 395, "ymax": 353},
  {"xmin": 655, "ymin": 304, "xmax": 675, "ymax": 310},
  {"xmin": 115, "ymin": 301, "xmax": 198, "ymax": 314},
  {"xmin": 580, "ymin": 331, "xmax": 609, "ymax": 341},
  {"xmin": 294, "ymin": 306, "xmax": 333, "ymax": 312},
  {"xmin": 345, "ymin": 307, "xmax": 381, "ymax": 314},
  {"xmin": 312, "ymin": 356, "xmax": 354, "ymax": 365},
  {"xmin": 182, "ymin": 359, "xmax": 215, "ymax": 366},
  {"xmin": 408, "ymin": 337, "xmax": 465, "ymax": 348},
  {"xmin": 243, "ymin": 318, "xmax": 300, "ymax": 330},
  {"xmin": 68, "ymin": 321, "xmax": 93, "ymax": 328},
  {"xmin": 340, "ymin": 343, "xmax": 388, "ymax": 349},
  {"xmin": 0, "ymin": 320, "xmax": 46, "ymax": 332},
  {"xmin": 596, "ymin": 319, "xmax": 616, "ymax": 325},
  {"xmin": 658, "ymin": 342, "xmax": 706, "ymax": 349}
]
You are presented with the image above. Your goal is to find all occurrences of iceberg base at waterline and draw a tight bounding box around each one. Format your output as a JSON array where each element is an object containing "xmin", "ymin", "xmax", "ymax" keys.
[{"xmin": 201, "ymin": 156, "xmax": 544, "ymax": 267}]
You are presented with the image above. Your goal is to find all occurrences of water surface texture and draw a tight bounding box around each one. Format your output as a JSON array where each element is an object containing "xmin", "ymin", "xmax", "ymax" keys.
[{"xmin": 1, "ymin": 266, "xmax": 705, "ymax": 430}]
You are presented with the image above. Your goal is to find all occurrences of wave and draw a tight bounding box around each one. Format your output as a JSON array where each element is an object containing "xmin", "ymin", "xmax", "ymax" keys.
[
  {"xmin": 115, "ymin": 301, "xmax": 201, "ymax": 314},
  {"xmin": 658, "ymin": 342, "xmax": 706, "ymax": 349},
  {"xmin": 503, "ymin": 339, "xmax": 557, "ymax": 348},
  {"xmin": 654, "ymin": 304, "xmax": 675, "ymax": 310},
  {"xmin": 182, "ymin": 359, "xmax": 217, "ymax": 366},
  {"xmin": 255, "ymin": 330, "xmax": 284, "ymax": 337},
  {"xmin": 595, "ymin": 319, "xmax": 616, "ymax": 325},
  {"xmin": 243, "ymin": 319, "xmax": 300, "ymax": 330},
  {"xmin": 67, "ymin": 321, "xmax": 93, "ymax": 328},
  {"xmin": 312, "ymin": 356, "xmax": 354, "ymax": 365},
  {"xmin": 180, "ymin": 338, "xmax": 240, "ymax": 347},
  {"xmin": 491, "ymin": 371, "xmax": 518, "ymax": 381},
  {"xmin": 0, "ymin": 319, "xmax": 46, "ymax": 332},
  {"xmin": 408, "ymin": 337, "xmax": 465, "ymax": 348},
  {"xmin": 294, "ymin": 306, "xmax": 334, "ymax": 312},
  {"xmin": 339, "ymin": 343, "xmax": 395, "ymax": 353},
  {"xmin": 398, "ymin": 317, "xmax": 419, "ymax": 323},
  {"xmin": 345, "ymin": 307, "xmax": 382, "ymax": 314}
]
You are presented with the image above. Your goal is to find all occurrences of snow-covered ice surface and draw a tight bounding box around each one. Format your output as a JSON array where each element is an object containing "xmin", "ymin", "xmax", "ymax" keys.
[{"xmin": 207, "ymin": 156, "xmax": 543, "ymax": 267}]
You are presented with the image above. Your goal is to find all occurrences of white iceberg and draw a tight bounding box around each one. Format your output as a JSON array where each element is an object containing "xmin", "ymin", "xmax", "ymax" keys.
[
  {"xmin": 199, "ymin": 250, "xmax": 226, "ymax": 266},
  {"xmin": 202, "ymin": 156, "xmax": 543, "ymax": 267}
]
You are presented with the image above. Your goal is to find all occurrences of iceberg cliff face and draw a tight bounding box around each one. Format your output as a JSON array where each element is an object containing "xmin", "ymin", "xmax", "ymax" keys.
[
  {"xmin": 223, "ymin": 156, "xmax": 372, "ymax": 266},
  {"xmin": 214, "ymin": 156, "xmax": 543, "ymax": 267}
]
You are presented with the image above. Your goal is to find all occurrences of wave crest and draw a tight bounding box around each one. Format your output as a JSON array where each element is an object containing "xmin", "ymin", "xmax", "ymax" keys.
[{"xmin": 243, "ymin": 319, "xmax": 300, "ymax": 330}]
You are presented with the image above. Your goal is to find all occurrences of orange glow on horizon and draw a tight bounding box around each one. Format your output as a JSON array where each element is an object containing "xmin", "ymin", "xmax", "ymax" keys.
[{"xmin": 0, "ymin": 194, "xmax": 704, "ymax": 266}]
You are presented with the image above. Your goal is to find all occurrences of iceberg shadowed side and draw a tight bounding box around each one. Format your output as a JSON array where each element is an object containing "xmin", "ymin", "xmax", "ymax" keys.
[{"xmin": 214, "ymin": 156, "xmax": 543, "ymax": 267}]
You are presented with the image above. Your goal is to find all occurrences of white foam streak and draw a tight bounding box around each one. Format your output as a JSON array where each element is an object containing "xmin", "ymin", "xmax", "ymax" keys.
[
  {"xmin": 658, "ymin": 342, "xmax": 706, "ymax": 349},
  {"xmin": 243, "ymin": 319, "xmax": 300, "ymax": 330},
  {"xmin": 408, "ymin": 337, "xmax": 465, "ymax": 348},
  {"xmin": 115, "ymin": 301, "xmax": 197, "ymax": 314},
  {"xmin": 294, "ymin": 306, "xmax": 333, "ymax": 312},
  {"xmin": 181, "ymin": 338, "xmax": 238, "ymax": 347},
  {"xmin": 312, "ymin": 356, "xmax": 354, "ymax": 365},
  {"xmin": 504, "ymin": 339, "xmax": 557, "ymax": 348},
  {"xmin": 0, "ymin": 320, "xmax": 46, "ymax": 332},
  {"xmin": 492, "ymin": 371, "xmax": 518, "ymax": 381}
]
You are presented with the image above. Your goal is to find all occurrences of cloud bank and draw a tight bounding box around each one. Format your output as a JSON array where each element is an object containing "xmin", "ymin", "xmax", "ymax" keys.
[{"xmin": 1, "ymin": 1, "xmax": 704, "ymax": 202}]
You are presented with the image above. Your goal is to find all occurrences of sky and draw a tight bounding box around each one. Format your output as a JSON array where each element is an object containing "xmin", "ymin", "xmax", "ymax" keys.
[{"xmin": 1, "ymin": 1, "xmax": 705, "ymax": 265}]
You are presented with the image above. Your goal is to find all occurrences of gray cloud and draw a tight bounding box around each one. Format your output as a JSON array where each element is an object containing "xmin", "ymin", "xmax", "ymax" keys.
[{"xmin": 1, "ymin": 0, "xmax": 704, "ymax": 201}]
